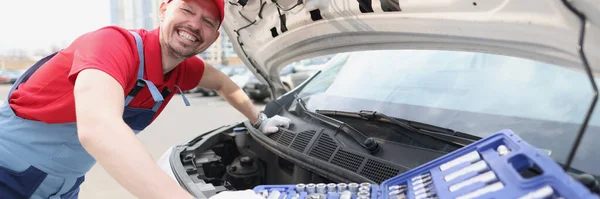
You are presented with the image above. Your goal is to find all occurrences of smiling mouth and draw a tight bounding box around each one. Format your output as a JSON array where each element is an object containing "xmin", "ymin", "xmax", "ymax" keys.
[{"xmin": 177, "ymin": 29, "xmax": 199, "ymax": 43}]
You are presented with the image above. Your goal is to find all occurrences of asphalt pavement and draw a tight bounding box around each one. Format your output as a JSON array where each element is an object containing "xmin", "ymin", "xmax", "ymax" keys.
[{"xmin": 0, "ymin": 84, "xmax": 266, "ymax": 198}]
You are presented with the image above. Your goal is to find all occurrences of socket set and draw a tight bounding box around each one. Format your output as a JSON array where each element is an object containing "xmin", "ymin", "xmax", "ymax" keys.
[
  {"xmin": 253, "ymin": 129, "xmax": 600, "ymax": 198},
  {"xmin": 379, "ymin": 129, "xmax": 599, "ymax": 199},
  {"xmin": 253, "ymin": 182, "xmax": 379, "ymax": 199}
]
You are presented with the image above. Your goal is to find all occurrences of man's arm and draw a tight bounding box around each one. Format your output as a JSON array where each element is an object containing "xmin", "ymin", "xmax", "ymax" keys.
[
  {"xmin": 197, "ymin": 63, "xmax": 261, "ymax": 124},
  {"xmin": 74, "ymin": 69, "xmax": 193, "ymax": 199}
]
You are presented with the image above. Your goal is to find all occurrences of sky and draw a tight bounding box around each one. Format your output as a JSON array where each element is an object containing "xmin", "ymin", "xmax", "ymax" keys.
[{"xmin": 0, "ymin": 0, "xmax": 111, "ymax": 54}]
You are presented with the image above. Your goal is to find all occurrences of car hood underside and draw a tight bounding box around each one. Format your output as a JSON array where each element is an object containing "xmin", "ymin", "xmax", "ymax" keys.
[{"xmin": 221, "ymin": 0, "xmax": 600, "ymax": 96}]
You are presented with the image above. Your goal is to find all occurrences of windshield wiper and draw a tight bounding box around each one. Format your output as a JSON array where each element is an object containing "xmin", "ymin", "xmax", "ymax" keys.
[
  {"xmin": 295, "ymin": 98, "xmax": 381, "ymax": 154},
  {"xmin": 315, "ymin": 110, "xmax": 478, "ymax": 147}
]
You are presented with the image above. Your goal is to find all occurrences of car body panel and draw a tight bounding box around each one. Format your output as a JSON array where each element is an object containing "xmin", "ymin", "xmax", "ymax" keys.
[{"xmin": 221, "ymin": 0, "xmax": 599, "ymax": 97}]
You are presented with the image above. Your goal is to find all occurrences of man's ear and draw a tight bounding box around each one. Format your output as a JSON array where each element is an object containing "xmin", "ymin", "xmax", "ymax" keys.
[{"xmin": 159, "ymin": 2, "xmax": 168, "ymax": 22}]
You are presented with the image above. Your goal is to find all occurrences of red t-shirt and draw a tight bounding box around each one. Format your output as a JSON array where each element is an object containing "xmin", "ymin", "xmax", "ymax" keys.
[{"xmin": 8, "ymin": 26, "xmax": 205, "ymax": 124}]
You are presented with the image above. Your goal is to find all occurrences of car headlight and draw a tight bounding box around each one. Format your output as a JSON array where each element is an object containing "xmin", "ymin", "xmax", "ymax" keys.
[{"xmin": 157, "ymin": 146, "xmax": 177, "ymax": 181}]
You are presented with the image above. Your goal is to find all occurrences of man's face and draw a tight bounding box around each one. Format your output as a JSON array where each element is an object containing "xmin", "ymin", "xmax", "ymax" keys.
[{"xmin": 159, "ymin": 0, "xmax": 220, "ymax": 59}]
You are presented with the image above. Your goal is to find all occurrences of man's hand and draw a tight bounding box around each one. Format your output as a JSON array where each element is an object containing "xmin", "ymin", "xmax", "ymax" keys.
[
  {"xmin": 209, "ymin": 190, "xmax": 263, "ymax": 199},
  {"xmin": 197, "ymin": 63, "xmax": 293, "ymax": 134},
  {"xmin": 258, "ymin": 115, "xmax": 292, "ymax": 134}
]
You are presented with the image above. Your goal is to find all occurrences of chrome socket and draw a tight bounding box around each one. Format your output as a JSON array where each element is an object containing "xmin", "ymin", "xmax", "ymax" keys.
[
  {"xmin": 316, "ymin": 183, "xmax": 326, "ymax": 194},
  {"xmin": 337, "ymin": 183, "xmax": 348, "ymax": 192},
  {"xmin": 296, "ymin": 184, "xmax": 306, "ymax": 193},
  {"xmin": 307, "ymin": 183, "xmax": 316, "ymax": 194},
  {"xmin": 348, "ymin": 183, "xmax": 359, "ymax": 193},
  {"xmin": 359, "ymin": 186, "xmax": 370, "ymax": 193},
  {"xmin": 327, "ymin": 183, "xmax": 337, "ymax": 193},
  {"xmin": 358, "ymin": 190, "xmax": 370, "ymax": 197},
  {"xmin": 340, "ymin": 190, "xmax": 352, "ymax": 199}
]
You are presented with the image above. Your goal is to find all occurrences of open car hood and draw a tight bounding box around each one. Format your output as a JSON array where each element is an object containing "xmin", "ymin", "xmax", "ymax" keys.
[{"xmin": 221, "ymin": 0, "xmax": 600, "ymax": 95}]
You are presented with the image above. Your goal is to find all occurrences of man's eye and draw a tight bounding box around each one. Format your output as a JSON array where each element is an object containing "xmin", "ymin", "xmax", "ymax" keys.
[
  {"xmin": 204, "ymin": 19, "xmax": 214, "ymax": 27},
  {"xmin": 181, "ymin": 8, "xmax": 192, "ymax": 14}
]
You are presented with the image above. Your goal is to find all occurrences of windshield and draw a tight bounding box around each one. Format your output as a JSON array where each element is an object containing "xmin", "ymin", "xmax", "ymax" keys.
[{"xmin": 296, "ymin": 49, "xmax": 600, "ymax": 176}]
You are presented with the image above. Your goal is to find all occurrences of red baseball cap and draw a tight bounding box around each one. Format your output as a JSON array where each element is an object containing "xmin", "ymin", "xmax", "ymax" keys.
[{"xmin": 167, "ymin": 0, "xmax": 225, "ymax": 23}]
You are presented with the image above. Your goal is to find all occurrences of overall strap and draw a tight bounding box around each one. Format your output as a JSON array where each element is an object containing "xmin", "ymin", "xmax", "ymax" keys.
[
  {"xmin": 174, "ymin": 85, "xmax": 191, "ymax": 106},
  {"xmin": 6, "ymin": 51, "xmax": 59, "ymax": 99},
  {"xmin": 124, "ymin": 31, "xmax": 164, "ymax": 111}
]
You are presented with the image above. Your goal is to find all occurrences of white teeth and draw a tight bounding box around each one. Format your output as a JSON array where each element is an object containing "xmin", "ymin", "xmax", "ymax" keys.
[{"xmin": 178, "ymin": 30, "xmax": 197, "ymax": 42}]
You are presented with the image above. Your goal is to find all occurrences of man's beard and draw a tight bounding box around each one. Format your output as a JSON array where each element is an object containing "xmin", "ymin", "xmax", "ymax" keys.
[{"xmin": 166, "ymin": 39, "xmax": 201, "ymax": 59}]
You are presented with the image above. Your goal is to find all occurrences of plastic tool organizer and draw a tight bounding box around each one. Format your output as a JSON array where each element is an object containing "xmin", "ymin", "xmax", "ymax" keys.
[{"xmin": 253, "ymin": 129, "xmax": 599, "ymax": 199}]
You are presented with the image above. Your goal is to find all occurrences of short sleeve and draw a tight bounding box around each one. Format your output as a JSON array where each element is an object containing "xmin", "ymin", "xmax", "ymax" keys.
[
  {"xmin": 67, "ymin": 27, "xmax": 137, "ymax": 91},
  {"xmin": 177, "ymin": 56, "xmax": 206, "ymax": 91}
]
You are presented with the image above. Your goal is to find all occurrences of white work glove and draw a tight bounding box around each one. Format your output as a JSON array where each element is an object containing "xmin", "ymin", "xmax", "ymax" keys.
[
  {"xmin": 208, "ymin": 190, "xmax": 264, "ymax": 199},
  {"xmin": 256, "ymin": 113, "xmax": 292, "ymax": 134}
]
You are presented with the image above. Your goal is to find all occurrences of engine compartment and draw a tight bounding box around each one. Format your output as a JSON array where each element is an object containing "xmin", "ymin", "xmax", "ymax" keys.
[
  {"xmin": 172, "ymin": 121, "xmax": 600, "ymax": 198},
  {"xmin": 176, "ymin": 123, "xmax": 339, "ymax": 197}
]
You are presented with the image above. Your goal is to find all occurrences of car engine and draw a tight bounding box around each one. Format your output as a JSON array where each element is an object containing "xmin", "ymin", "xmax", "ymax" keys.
[{"xmin": 175, "ymin": 123, "xmax": 341, "ymax": 197}]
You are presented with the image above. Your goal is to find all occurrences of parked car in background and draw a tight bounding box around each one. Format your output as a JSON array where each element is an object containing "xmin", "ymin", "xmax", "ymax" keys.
[
  {"xmin": 0, "ymin": 76, "xmax": 7, "ymax": 84},
  {"xmin": 243, "ymin": 55, "xmax": 332, "ymax": 102},
  {"xmin": 0, "ymin": 69, "xmax": 25, "ymax": 84},
  {"xmin": 188, "ymin": 64, "xmax": 249, "ymax": 96},
  {"xmin": 229, "ymin": 68, "xmax": 256, "ymax": 91}
]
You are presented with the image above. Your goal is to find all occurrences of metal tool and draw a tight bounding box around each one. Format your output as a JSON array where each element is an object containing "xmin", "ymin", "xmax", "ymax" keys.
[
  {"xmin": 296, "ymin": 183, "xmax": 306, "ymax": 193},
  {"xmin": 456, "ymin": 182, "xmax": 505, "ymax": 199},
  {"xmin": 291, "ymin": 193, "xmax": 300, "ymax": 199},
  {"xmin": 267, "ymin": 190, "xmax": 281, "ymax": 199},
  {"xmin": 449, "ymin": 171, "xmax": 497, "ymax": 192},
  {"xmin": 413, "ymin": 181, "xmax": 434, "ymax": 191},
  {"xmin": 337, "ymin": 183, "xmax": 348, "ymax": 192},
  {"xmin": 395, "ymin": 193, "xmax": 407, "ymax": 199},
  {"xmin": 497, "ymin": 145, "xmax": 511, "ymax": 156},
  {"xmin": 411, "ymin": 173, "xmax": 432, "ymax": 181},
  {"xmin": 415, "ymin": 192, "xmax": 437, "ymax": 199},
  {"xmin": 412, "ymin": 175, "xmax": 433, "ymax": 185},
  {"xmin": 360, "ymin": 182, "xmax": 371, "ymax": 188},
  {"xmin": 414, "ymin": 185, "xmax": 435, "ymax": 196},
  {"xmin": 444, "ymin": 160, "xmax": 489, "ymax": 182},
  {"xmin": 389, "ymin": 185, "xmax": 407, "ymax": 191},
  {"xmin": 348, "ymin": 183, "xmax": 359, "ymax": 193},
  {"xmin": 307, "ymin": 183, "xmax": 316, "ymax": 193},
  {"xmin": 389, "ymin": 189, "xmax": 406, "ymax": 195},
  {"xmin": 259, "ymin": 190, "xmax": 269, "ymax": 198},
  {"xmin": 439, "ymin": 151, "xmax": 481, "ymax": 171},
  {"xmin": 340, "ymin": 190, "xmax": 352, "ymax": 199},
  {"xmin": 358, "ymin": 190, "xmax": 370, "ymax": 197},
  {"xmin": 316, "ymin": 183, "xmax": 326, "ymax": 194},
  {"xmin": 359, "ymin": 186, "xmax": 370, "ymax": 193},
  {"xmin": 517, "ymin": 185, "xmax": 554, "ymax": 199},
  {"xmin": 327, "ymin": 183, "xmax": 337, "ymax": 193},
  {"xmin": 308, "ymin": 193, "xmax": 321, "ymax": 199}
]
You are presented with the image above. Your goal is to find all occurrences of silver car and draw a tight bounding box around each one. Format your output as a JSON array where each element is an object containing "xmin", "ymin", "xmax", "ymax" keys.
[{"xmin": 157, "ymin": 0, "xmax": 600, "ymax": 198}]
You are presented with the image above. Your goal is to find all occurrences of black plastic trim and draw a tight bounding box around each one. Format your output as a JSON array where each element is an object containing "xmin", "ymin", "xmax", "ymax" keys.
[{"xmin": 247, "ymin": 121, "xmax": 388, "ymax": 184}]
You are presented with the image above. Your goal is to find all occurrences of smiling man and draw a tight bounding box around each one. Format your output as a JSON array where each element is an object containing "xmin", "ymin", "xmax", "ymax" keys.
[{"xmin": 0, "ymin": 0, "xmax": 290, "ymax": 198}]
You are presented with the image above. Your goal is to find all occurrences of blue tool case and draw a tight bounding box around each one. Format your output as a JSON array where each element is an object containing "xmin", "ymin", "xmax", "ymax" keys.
[{"xmin": 253, "ymin": 129, "xmax": 599, "ymax": 199}]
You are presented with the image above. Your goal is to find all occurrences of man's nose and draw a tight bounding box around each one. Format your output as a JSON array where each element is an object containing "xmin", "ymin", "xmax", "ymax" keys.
[{"xmin": 188, "ymin": 22, "xmax": 203, "ymax": 37}]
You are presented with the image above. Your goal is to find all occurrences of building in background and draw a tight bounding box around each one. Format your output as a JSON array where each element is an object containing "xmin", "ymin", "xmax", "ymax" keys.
[
  {"xmin": 110, "ymin": 0, "xmax": 160, "ymax": 30},
  {"xmin": 198, "ymin": 29, "xmax": 241, "ymax": 66},
  {"xmin": 110, "ymin": 0, "xmax": 241, "ymax": 66}
]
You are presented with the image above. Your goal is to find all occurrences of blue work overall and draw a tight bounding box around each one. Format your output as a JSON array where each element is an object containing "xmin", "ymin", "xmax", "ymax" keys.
[{"xmin": 0, "ymin": 31, "xmax": 190, "ymax": 199}]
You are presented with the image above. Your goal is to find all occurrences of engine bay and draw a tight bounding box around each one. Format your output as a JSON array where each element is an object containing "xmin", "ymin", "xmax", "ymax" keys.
[
  {"xmin": 175, "ymin": 122, "xmax": 341, "ymax": 197},
  {"xmin": 171, "ymin": 111, "xmax": 467, "ymax": 198}
]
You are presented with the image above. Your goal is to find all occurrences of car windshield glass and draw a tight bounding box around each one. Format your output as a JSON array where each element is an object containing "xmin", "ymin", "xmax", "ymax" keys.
[{"xmin": 296, "ymin": 49, "xmax": 600, "ymax": 176}]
